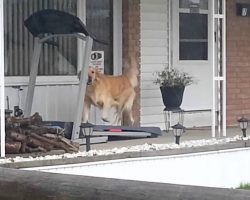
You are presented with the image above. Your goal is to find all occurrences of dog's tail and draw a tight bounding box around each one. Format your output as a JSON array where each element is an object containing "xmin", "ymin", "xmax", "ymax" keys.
[{"xmin": 123, "ymin": 57, "xmax": 139, "ymax": 88}]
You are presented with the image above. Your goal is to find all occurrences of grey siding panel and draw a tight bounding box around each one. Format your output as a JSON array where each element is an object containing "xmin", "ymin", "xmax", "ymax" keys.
[
  {"xmin": 5, "ymin": 84, "xmax": 79, "ymax": 122},
  {"xmin": 140, "ymin": 0, "xmax": 169, "ymax": 129}
]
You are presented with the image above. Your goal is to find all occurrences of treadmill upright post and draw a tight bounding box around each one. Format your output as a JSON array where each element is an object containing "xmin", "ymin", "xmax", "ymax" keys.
[
  {"xmin": 24, "ymin": 38, "xmax": 42, "ymax": 117},
  {"xmin": 72, "ymin": 36, "xmax": 93, "ymax": 140}
]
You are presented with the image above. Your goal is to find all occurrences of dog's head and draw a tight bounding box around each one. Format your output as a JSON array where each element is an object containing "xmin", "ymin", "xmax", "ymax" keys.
[
  {"xmin": 78, "ymin": 67, "xmax": 101, "ymax": 85},
  {"xmin": 87, "ymin": 66, "xmax": 101, "ymax": 85}
]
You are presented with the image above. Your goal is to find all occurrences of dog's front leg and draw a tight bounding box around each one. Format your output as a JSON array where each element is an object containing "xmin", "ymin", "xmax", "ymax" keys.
[
  {"xmin": 101, "ymin": 105, "xmax": 110, "ymax": 123},
  {"xmin": 101, "ymin": 98, "xmax": 113, "ymax": 123},
  {"xmin": 83, "ymin": 97, "xmax": 91, "ymax": 122}
]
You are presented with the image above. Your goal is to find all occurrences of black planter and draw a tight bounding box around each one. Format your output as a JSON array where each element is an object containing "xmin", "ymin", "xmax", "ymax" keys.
[{"xmin": 160, "ymin": 86, "xmax": 185, "ymax": 108}]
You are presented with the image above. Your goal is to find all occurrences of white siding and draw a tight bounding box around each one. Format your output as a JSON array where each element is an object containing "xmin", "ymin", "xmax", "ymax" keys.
[
  {"xmin": 140, "ymin": 0, "xmax": 169, "ymax": 129},
  {"xmin": 5, "ymin": 82, "xmax": 114, "ymax": 125},
  {"xmin": 5, "ymin": 84, "xmax": 79, "ymax": 122}
]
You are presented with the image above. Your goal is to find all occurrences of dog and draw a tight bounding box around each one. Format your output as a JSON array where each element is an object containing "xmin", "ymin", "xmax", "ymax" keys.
[{"xmin": 82, "ymin": 58, "xmax": 138, "ymax": 125}]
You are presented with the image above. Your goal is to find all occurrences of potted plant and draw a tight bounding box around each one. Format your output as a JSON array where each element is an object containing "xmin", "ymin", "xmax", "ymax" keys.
[{"xmin": 154, "ymin": 68, "xmax": 194, "ymax": 108}]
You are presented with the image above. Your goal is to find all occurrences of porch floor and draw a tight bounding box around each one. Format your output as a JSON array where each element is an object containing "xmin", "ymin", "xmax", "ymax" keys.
[
  {"xmin": 80, "ymin": 127, "xmax": 241, "ymax": 151},
  {"xmin": 3, "ymin": 127, "xmax": 243, "ymax": 160},
  {"xmin": 2, "ymin": 127, "xmax": 248, "ymax": 169}
]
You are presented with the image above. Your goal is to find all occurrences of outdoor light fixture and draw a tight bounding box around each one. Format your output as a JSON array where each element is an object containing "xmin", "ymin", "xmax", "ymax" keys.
[
  {"xmin": 172, "ymin": 123, "xmax": 185, "ymax": 145},
  {"xmin": 80, "ymin": 122, "xmax": 94, "ymax": 152},
  {"xmin": 237, "ymin": 117, "xmax": 249, "ymax": 137}
]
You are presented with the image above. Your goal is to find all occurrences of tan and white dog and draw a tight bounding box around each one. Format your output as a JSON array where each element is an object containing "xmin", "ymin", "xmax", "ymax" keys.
[{"xmin": 82, "ymin": 58, "xmax": 138, "ymax": 125}]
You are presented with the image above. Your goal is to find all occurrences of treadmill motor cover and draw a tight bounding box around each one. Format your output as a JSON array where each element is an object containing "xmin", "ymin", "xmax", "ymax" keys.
[
  {"xmin": 24, "ymin": 9, "xmax": 91, "ymax": 37},
  {"xmin": 24, "ymin": 9, "xmax": 108, "ymax": 44}
]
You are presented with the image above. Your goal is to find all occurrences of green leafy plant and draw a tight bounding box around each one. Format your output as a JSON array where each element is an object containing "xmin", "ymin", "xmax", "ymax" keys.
[
  {"xmin": 154, "ymin": 68, "xmax": 194, "ymax": 87},
  {"xmin": 238, "ymin": 183, "xmax": 250, "ymax": 190}
]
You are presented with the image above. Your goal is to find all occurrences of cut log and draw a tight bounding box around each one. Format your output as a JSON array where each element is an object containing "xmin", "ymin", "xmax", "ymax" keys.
[
  {"xmin": 6, "ymin": 112, "xmax": 42, "ymax": 127},
  {"xmin": 44, "ymin": 134, "xmax": 79, "ymax": 150},
  {"xmin": 29, "ymin": 132, "xmax": 79, "ymax": 153},
  {"xmin": 8, "ymin": 131, "xmax": 27, "ymax": 142},
  {"xmin": 25, "ymin": 125, "xmax": 61, "ymax": 135},
  {"xmin": 58, "ymin": 135, "xmax": 80, "ymax": 152},
  {"xmin": 20, "ymin": 141, "xmax": 27, "ymax": 154},
  {"xmin": 27, "ymin": 136, "xmax": 54, "ymax": 151},
  {"xmin": 5, "ymin": 112, "xmax": 80, "ymax": 154},
  {"xmin": 5, "ymin": 142, "xmax": 22, "ymax": 154},
  {"xmin": 25, "ymin": 146, "xmax": 47, "ymax": 153}
]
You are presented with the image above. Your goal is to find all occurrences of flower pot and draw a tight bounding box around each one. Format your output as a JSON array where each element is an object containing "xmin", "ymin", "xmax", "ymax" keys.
[{"xmin": 160, "ymin": 86, "xmax": 185, "ymax": 108}]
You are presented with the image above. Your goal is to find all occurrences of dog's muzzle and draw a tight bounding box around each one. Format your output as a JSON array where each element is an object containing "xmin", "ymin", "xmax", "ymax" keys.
[{"xmin": 87, "ymin": 76, "xmax": 92, "ymax": 85}]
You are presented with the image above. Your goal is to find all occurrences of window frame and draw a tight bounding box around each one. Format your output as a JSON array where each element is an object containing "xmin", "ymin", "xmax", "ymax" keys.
[
  {"xmin": 5, "ymin": 0, "xmax": 122, "ymax": 86},
  {"xmin": 172, "ymin": 0, "xmax": 212, "ymax": 67}
]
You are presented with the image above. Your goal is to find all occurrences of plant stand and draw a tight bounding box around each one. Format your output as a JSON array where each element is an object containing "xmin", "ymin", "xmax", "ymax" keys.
[{"xmin": 163, "ymin": 107, "xmax": 184, "ymax": 132}]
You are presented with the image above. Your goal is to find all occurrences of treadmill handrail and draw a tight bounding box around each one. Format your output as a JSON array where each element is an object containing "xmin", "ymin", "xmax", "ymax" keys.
[{"xmin": 39, "ymin": 33, "xmax": 87, "ymax": 43}]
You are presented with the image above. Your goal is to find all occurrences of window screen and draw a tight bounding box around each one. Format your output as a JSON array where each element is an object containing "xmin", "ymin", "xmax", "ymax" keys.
[
  {"xmin": 179, "ymin": 13, "xmax": 208, "ymax": 60},
  {"xmin": 4, "ymin": 0, "xmax": 78, "ymax": 76},
  {"xmin": 4, "ymin": 0, "xmax": 114, "ymax": 76},
  {"xmin": 178, "ymin": 0, "xmax": 208, "ymax": 61},
  {"xmin": 86, "ymin": 0, "xmax": 113, "ymax": 75}
]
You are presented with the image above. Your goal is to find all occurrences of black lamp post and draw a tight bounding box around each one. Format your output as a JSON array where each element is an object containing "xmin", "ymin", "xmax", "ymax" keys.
[
  {"xmin": 80, "ymin": 122, "xmax": 94, "ymax": 152},
  {"xmin": 237, "ymin": 117, "xmax": 249, "ymax": 137},
  {"xmin": 172, "ymin": 123, "xmax": 185, "ymax": 145}
]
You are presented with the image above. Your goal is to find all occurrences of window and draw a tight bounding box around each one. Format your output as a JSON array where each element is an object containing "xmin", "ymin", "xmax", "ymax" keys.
[
  {"xmin": 178, "ymin": 0, "xmax": 208, "ymax": 61},
  {"xmin": 4, "ymin": 0, "xmax": 78, "ymax": 76},
  {"xmin": 86, "ymin": 0, "xmax": 113, "ymax": 75},
  {"xmin": 4, "ymin": 0, "xmax": 114, "ymax": 76}
]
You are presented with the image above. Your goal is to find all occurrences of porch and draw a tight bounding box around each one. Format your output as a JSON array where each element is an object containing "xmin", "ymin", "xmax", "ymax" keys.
[
  {"xmin": 1, "ymin": 0, "xmax": 248, "ymax": 158},
  {"xmin": 87, "ymin": 127, "xmax": 241, "ymax": 151},
  {"xmin": 1, "ymin": 126, "xmax": 244, "ymax": 161}
]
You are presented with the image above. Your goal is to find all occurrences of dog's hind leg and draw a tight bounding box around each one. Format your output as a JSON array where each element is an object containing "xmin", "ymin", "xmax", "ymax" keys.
[
  {"xmin": 83, "ymin": 97, "xmax": 91, "ymax": 122},
  {"xmin": 123, "ymin": 108, "xmax": 134, "ymax": 125},
  {"xmin": 101, "ymin": 98, "xmax": 120, "ymax": 123},
  {"xmin": 122, "ymin": 90, "xmax": 136, "ymax": 126},
  {"xmin": 112, "ymin": 108, "xmax": 122, "ymax": 125}
]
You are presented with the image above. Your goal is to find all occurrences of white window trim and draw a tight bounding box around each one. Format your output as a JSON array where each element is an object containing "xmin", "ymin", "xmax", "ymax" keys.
[
  {"xmin": 113, "ymin": 0, "xmax": 123, "ymax": 76},
  {"xmin": 4, "ymin": 76, "xmax": 79, "ymax": 86},
  {"xmin": 5, "ymin": 0, "xmax": 122, "ymax": 86},
  {"xmin": 172, "ymin": 0, "xmax": 212, "ymax": 68}
]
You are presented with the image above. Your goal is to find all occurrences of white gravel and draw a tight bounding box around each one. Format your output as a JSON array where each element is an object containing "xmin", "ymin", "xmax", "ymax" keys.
[{"xmin": 0, "ymin": 135, "xmax": 249, "ymax": 164}]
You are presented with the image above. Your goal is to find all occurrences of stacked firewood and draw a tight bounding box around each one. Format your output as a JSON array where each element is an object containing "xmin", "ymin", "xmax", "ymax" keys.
[{"xmin": 4, "ymin": 113, "xmax": 79, "ymax": 154}]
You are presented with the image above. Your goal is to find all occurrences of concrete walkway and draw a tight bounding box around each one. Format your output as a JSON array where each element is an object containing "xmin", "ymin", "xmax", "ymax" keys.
[{"xmin": 84, "ymin": 127, "xmax": 242, "ymax": 151}]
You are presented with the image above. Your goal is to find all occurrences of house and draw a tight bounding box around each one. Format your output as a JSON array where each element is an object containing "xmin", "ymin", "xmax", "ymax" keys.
[{"xmin": 1, "ymin": 0, "xmax": 249, "ymax": 140}]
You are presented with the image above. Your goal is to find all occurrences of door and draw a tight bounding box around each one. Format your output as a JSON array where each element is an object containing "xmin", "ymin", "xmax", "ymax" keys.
[
  {"xmin": 172, "ymin": 0, "xmax": 213, "ymax": 111},
  {"xmin": 81, "ymin": 0, "xmax": 122, "ymax": 125}
]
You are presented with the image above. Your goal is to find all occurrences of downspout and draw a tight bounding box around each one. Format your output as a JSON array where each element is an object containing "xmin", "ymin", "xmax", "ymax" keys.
[
  {"xmin": 212, "ymin": 0, "xmax": 216, "ymax": 137},
  {"xmin": 168, "ymin": 0, "xmax": 172, "ymax": 70},
  {"xmin": 222, "ymin": 0, "xmax": 226, "ymax": 137},
  {"xmin": 0, "ymin": 0, "xmax": 5, "ymax": 157}
]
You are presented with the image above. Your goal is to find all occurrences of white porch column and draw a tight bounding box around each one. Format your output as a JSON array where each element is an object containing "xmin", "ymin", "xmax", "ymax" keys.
[
  {"xmin": 113, "ymin": 0, "xmax": 123, "ymax": 76},
  {"xmin": 222, "ymin": 0, "xmax": 227, "ymax": 137},
  {"xmin": 212, "ymin": 0, "xmax": 216, "ymax": 137},
  {"xmin": 212, "ymin": 0, "xmax": 226, "ymax": 137},
  {"xmin": 0, "ymin": 0, "xmax": 5, "ymax": 157}
]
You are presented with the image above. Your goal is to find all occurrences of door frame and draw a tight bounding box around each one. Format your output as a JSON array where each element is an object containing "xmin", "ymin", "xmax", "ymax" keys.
[
  {"xmin": 77, "ymin": 0, "xmax": 123, "ymax": 124},
  {"xmin": 171, "ymin": 0, "xmax": 226, "ymax": 137},
  {"xmin": 172, "ymin": 0, "xmax": 213, "ymax": 68},
  {"xmin": 77, "ymin": 0, "xmax": 122, "ymax": 76}
]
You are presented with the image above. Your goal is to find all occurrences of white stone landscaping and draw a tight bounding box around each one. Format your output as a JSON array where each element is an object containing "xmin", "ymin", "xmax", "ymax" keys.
[{"xmin": 0, "ymin": 134, "xmax": 249, "ymax": 164}]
